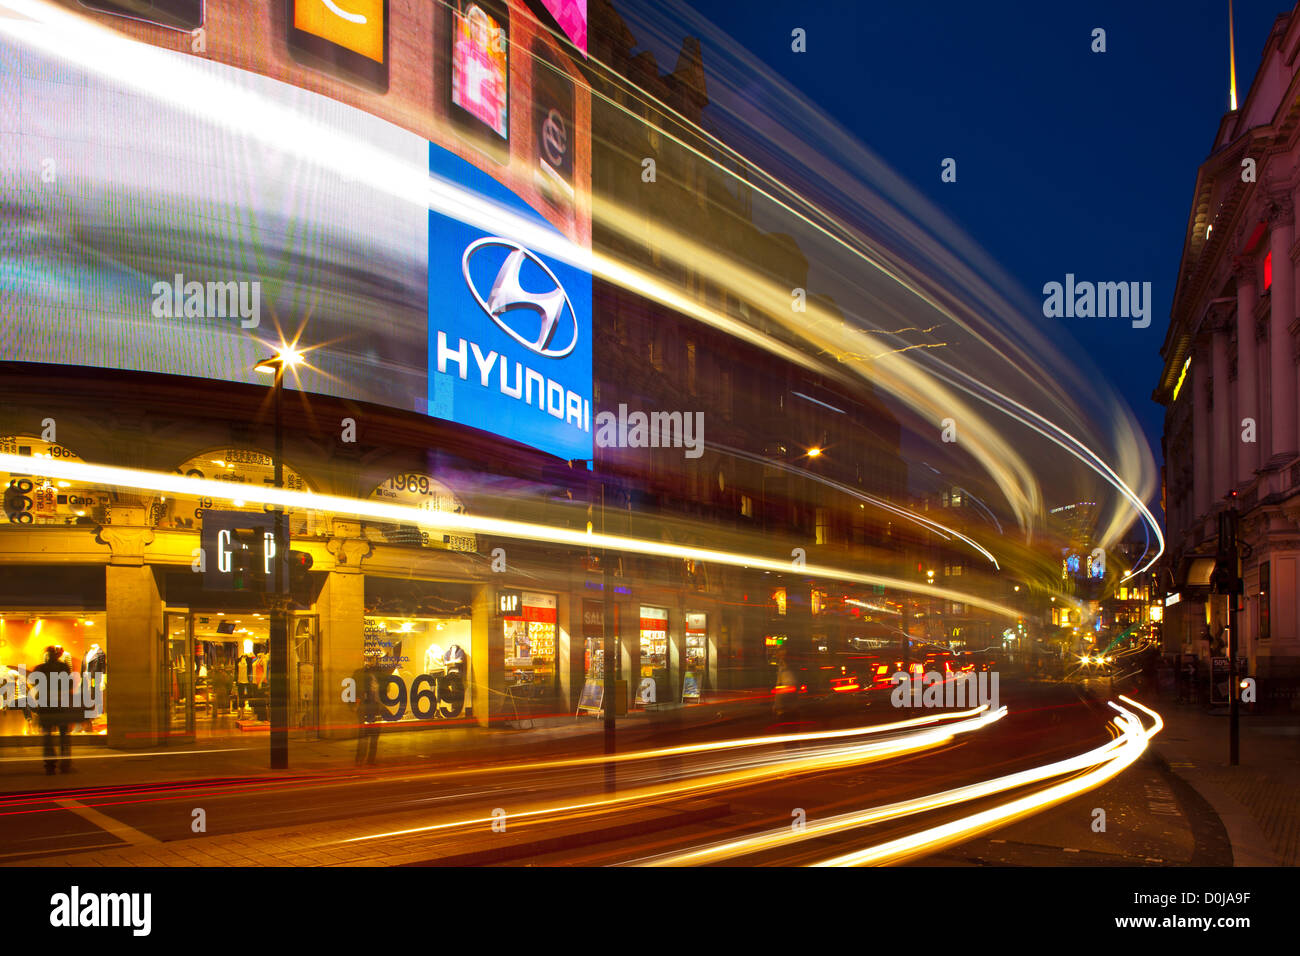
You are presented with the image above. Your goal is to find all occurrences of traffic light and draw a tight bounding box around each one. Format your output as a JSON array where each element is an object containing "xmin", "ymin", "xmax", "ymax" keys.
[
  {"xmin": 1212, "ymin": 508, "xmax": 1242, "ymax": 596},
  {"xmin": 229, "ymin": 527, "xmax": 265, "ymax": 591},
  {"xmin": 289, "ymin": 550, "xmax": 314, "ymax": 607},
  {"xmin": 3, "ymin": 479, "xmax": 33, "ymax": 524}
]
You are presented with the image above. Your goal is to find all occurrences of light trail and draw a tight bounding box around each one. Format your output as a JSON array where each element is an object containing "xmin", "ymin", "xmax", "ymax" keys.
[
  {"xmin": 709, "ymin": 441, "xmax": 1003, "ymax": 570},
  {"xmin": 814, "ymin": 695, "xmax": 1161, "ymax": 866},
  {"xmin": 0, "ymin": 452, "xmax": 1023, "ymax": 619},
  {"xmin": 337, "ymin": 706, "xmax": 1007, "ymax": 846},
  {"xmin": 634, "ymin": 695, "xmax": 1160, "ymax": 866}
]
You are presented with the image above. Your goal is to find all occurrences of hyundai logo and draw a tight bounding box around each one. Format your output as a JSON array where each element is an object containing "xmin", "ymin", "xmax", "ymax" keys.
[{"xmin": 461, "ymin": 238, "xmax": 578, "ymax": 358}]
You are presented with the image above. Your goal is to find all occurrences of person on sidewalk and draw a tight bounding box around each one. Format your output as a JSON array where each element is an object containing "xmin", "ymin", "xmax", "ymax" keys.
[
  {"xmin": 29, "ymin": 645, "xmax": 76, "ymax": 775},
  {"xmin": 353, "ymin": 656, "xmax": 382, "ymax": 766}
]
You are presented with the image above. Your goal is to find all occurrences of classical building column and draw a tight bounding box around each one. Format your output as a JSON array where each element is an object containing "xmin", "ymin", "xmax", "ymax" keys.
[
  {"xmin": 97, "ymin": 509, "xmax": 163, "ymax": 749},
  {"xmin": 1234, "ymin": 258, "xmax": 1260, "ymax": 483},
  {"xmin": 318, "ymin": 519, "xmax": 371, "ymax": 740},
  {"xmin": 1211, "ymin": 319, "xmax": 1232, "ymax": 503},
  {"xmin": 1273, "ymin": 193, "xmax": 1299, "ymax": 461}
]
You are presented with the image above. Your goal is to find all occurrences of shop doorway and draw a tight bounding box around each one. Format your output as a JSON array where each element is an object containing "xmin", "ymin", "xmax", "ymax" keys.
[{"xmin": 164, "ymin": 610, "xmax": 318, "ymax": 738}]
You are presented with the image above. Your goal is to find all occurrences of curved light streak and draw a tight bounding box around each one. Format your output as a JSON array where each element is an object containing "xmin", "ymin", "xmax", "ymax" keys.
[
  {"xmin": 338, "ymin": 704, "xmax": 1007, "ymax": 845},
  {"xmin": 0, "ymin": 452, "xmax": 1024, "ymax": 619},
  {"xmin": 814, "ymin": 695, "xmax": 1161, "ymax": 866},
  {"xmin": 711, "ymin": 441, "xmax": 1000, "ymax": 568},
  {"xmin": 636, "ymin": 696, "xmax": 1159, "ymax": 866}
]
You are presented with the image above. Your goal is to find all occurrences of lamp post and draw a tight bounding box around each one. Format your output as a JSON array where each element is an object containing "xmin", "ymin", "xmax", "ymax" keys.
[
  {"xmin": 255, "ymin": 346, "xmax": 301, "ymax": 771},
  {"xmin": 577, "ymin": 460, "xmax": 616, "ymax": 793}
]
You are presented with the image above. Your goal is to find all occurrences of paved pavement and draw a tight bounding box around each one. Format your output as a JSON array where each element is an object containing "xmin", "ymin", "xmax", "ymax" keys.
[
  {"xmin": 0, "ymin": 696, "xmax": 759, "ymax": 794},
  {"xmin": 1148, "ymin": 695, "xmax": 1300, "ymax": 867}
]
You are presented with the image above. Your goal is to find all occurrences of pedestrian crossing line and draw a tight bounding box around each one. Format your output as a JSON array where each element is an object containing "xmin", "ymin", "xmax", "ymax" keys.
[{"xmin": 54, "ymin": 798, "xmax": 162, "ymax": 846}]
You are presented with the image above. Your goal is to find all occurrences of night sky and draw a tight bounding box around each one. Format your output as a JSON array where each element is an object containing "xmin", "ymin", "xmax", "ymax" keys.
[{"xmin": 662, "ymin": 0, "xmax": 1282, "ymax": 475}]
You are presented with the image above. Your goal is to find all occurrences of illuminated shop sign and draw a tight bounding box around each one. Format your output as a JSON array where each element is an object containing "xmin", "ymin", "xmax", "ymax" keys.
[
  {"xmin": 428, "ymin": 146, "xmax": 592, "ymax": 461},
  {"xmin": 496, "ymin": 588, "xmax": 522, "ymax": 616},
  {"xmin": 199, "ymin": 510, "xmax": 277, "ymax": 591}
]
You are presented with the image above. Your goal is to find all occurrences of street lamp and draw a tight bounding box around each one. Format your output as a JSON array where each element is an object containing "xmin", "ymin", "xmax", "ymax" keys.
[
  {"xmin": 255, "ymin": 346, "xmax": 302, "ymax": 771},
  {"xmin": 925, "ymin": 569, "xmax": 935, "ymax": 641}
]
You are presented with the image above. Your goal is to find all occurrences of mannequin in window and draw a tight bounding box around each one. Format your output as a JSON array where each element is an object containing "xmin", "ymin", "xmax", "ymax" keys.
[
  {"xmin": 81, "ymin": 643, "xmax": 106, "ymax": 733},
  {"xmin": 235, "ymin": 652, "xmax": 257, "ymax": 713}
]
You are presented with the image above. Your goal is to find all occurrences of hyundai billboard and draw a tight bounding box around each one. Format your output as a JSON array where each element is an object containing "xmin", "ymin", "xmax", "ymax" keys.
[{"xmin": 428, "ymin": 147, "xmax": 593, "ymax": 461}]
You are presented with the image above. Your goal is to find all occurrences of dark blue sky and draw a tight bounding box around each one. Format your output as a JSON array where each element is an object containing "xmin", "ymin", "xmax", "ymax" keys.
[{"xmin": 675, "ymin": 0, "xmax": 1282, "ymax": 470}]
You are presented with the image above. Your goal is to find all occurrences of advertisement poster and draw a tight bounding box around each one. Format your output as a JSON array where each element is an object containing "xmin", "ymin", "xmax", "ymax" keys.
[
  {"xmin": 539, "ymin": 0, "xmax": 587, "ymax": 56},
  {"xmin": 427, "ymin": 145, "xmax": 593, "ymax": 461},
  {"xmin": 682, "ymin": 671, "xmax": 699, "ymax": 702},
  {"xmin": 451, "ymin": 0, "xmax": 509, "ymax": 139}
]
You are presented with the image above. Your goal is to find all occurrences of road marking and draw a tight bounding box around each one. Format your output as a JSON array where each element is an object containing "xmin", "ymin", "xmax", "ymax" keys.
[
  {"xmin": 0, "ymin": 842, "xmax": 121, "ymax": 861},
  {"xmin": 54, "ymin": 798, "xmax": 161, "ymax": 846}
]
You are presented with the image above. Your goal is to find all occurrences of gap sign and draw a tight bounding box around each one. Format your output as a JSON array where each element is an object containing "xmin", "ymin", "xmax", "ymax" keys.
[{"xmin": 200, "ymin": 510, "xmax": 279, "ymax": 591}]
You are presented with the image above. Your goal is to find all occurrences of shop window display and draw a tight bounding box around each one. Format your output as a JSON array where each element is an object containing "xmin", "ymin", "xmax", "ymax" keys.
[
  {"xmin": 0, "ymin": 614, "xmax": 107, "ymax": 737},
  {"xmin": 683, "ymin": 612, "xmax": 706, "ymax": 701},
  {"xmin": 638, "ymin": 607, "xmax": 668, "ymax": 704},
  {"xmin": 582, "ymin": 600, "xmax": 605, "ymax": 681},
  {"xmin": 364, "ymin": 616, "xmax": 472, "ymax": 721},
  {"xmin": 504, "ymin": 593, "xmax": 558, "ymax": 712}
]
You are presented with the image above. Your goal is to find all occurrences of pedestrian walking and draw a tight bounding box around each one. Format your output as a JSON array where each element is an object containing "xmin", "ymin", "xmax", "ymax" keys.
[
  {"xmin": 29, "ymin": 645, "xmax": 76, "ymax": 775},
  {"xmin": 353, "ymin": 656, "xmax": 382, "ymax": 766}
]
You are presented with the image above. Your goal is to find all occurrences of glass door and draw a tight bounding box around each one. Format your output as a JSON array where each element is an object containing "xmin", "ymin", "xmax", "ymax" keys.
[{"xmin": 164, "ymin": 611, "xmax": 194, "ymax": 738}]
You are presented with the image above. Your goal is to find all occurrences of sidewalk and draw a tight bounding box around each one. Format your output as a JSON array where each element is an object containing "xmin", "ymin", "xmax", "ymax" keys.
[
  {"xmin": 0, "ymin": 694, "xmax": 764, "ymax": 795},
  {"xmin": 1149, "ymin": 696, "xmax": 1300, "ymax": 866}
]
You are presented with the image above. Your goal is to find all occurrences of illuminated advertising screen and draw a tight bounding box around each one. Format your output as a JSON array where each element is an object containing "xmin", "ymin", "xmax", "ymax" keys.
[
  {"xmin": 427, "ymin": 146, "xmax": 592, "ymax": 461},
  {"xmin": 450, "ymin": 0, "xmax": 509, "ymax": 139},
  {"xmin": 288, "ymin": 0, "xmax": 389, "ymax": 92},
  {"xmin": 532, "ymin": 42, "xmax": 574, "ymax": 207},
  {"xmin": 538, "ymin": 0, "xmax": 586, "ymax": 57},
  {"xmin": 2, "ymin": 36, "xmax": 589, "ymax": 462},
  {"xmin": 77, "ymin": 0, "xmax": 204, "ymax": 30}
]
